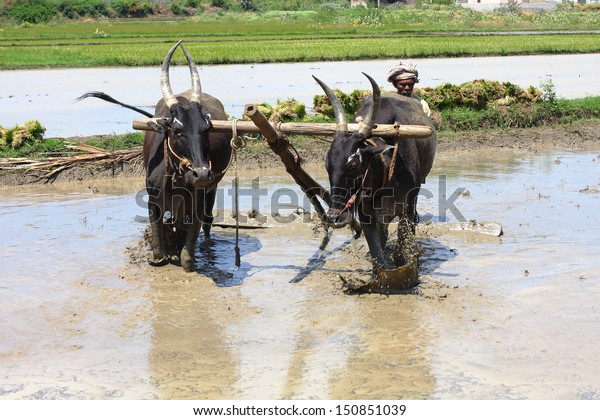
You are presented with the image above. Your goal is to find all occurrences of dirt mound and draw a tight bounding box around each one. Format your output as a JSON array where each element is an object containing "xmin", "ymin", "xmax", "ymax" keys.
[{"xmin": 1, "ymin": 122, "xmax": 598, "ymax": 186}]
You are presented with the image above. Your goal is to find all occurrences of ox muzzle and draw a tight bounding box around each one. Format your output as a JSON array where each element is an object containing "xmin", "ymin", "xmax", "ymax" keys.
[
  {"xmin": 184, "ymin": 165, "xmax": 213, "ymax": 187},
  {"xmin": 323, "ymin": 197, "xmax": 354, "ymax": 229}
]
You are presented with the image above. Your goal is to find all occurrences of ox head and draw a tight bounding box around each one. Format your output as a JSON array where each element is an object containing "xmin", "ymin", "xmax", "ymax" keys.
[
  {"xmin": 150, "ymin": 41, "xmax": 214, "ymax": 187},
  {"xmin": 314, "ymin": 73, "xmax": 387, "ymax": 228}
]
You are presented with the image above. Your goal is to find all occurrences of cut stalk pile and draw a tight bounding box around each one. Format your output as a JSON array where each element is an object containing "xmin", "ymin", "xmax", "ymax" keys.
[{"xmin": 0, "ymin": 143, "xmax": 143, "ymax": 181}]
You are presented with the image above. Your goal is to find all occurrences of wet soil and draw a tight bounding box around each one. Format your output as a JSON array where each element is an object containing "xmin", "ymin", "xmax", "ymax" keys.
[
  {"xmin": 1, "ymin": 124, "xmax": 599, "ymax": 400},
  {"xmin": 1, "ymin": 122, "xmax": 599, "ymax": 186}
]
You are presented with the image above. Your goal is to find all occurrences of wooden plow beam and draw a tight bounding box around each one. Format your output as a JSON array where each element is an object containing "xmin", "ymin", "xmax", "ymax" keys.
[
  {"xmin": 241, "ymin": 104, "xmax": 361, "ymax": 235},
  {"xmin": 131, "ymin": 105, "xmax": 434, "ymax": 235},
  {"xmin": 132, "ymin": 117, "xmax": 433, "ymax": 139}
]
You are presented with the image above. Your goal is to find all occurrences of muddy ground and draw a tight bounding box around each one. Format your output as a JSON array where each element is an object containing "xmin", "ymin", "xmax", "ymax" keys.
[
  {"xmin": 1, "ymin": 122, "xmax": 599, "ymax": 400},
  {"xmin": 1, "ymin": 122, "xmax": 599, "ymax": 186}
]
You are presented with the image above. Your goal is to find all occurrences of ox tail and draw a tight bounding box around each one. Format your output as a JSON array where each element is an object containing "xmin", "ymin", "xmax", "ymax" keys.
[{"xmin": 75, "ymin": 91, "xmax": 154, "ymax": 118}]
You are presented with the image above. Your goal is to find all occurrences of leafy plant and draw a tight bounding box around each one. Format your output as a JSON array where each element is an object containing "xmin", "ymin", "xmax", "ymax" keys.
[
  {"xmin": 109, "ymin": 0, "xmax": 154, "ymax": 18},
  {"xmin": 6, "ymin": 0, "xmax": 57, "ymax": 24},
  {"xmin": 57, "ymin": 0, "xmax": 108, "ymax": 19},
  {"xmin": 540, "ymin": 78, "xmax": 557, "ymax": 104}
]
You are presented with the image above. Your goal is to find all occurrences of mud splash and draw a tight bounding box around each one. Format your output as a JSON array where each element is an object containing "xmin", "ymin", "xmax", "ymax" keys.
[{"xmin": 1, "ymin": 147, "xmax": 599, "ymax": 399}]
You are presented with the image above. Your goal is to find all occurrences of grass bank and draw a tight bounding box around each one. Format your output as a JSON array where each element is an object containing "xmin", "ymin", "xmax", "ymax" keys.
[
  {"xmin": 1, "ymin": 5, "xmax": 600, "ymax": 69},
  {"xmin": 3, "ymin": 94, "xmax": 599, "ymax": 160}
]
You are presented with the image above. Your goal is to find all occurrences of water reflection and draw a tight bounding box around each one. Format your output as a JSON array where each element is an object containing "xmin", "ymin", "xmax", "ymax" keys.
[{"xmin": 1, "ymin": 149, "xmax": 599, "ymax": 399}]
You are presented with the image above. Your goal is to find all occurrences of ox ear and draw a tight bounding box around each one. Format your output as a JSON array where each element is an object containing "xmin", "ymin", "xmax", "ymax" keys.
[{"xmin": 147, "ymin": 118, "xmax": 169, "ymax": 133}]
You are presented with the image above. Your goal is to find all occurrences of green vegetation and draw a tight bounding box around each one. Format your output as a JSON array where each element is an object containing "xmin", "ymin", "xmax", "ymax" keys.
[
  {"xmin": 0, "ymin": 130, "xmax": 144, "ymax": 158},
  {"xmin": 1, "ymin": 2, "xmax": 599, "ymax": 69},
  {"xmin": 3, "ymin": 80, "xmax": 599, "ymax": 159},
  {"xmin": 2, "ymin": 33, "xmax": 598, "ymax": 70},
  {"xmin": 1, "ymin": 1, "xmax": 598, "ymax": 159}
]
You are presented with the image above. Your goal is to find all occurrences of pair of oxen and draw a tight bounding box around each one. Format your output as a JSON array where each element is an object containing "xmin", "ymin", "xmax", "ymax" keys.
[{"xmin": 84, "ymin": 41, "xmax": 436, "ymax": 277}]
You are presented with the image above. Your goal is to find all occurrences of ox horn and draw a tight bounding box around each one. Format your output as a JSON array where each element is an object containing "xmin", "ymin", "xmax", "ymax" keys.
[
  {"xmin": 160, "ymin": 40, "xmax": 183, "ymax": 108},
  {"xmin": 313, "ymin": 75, "xmax": 348, "ymax": 133},
  {"xmin": 358, "ymin": 72, "xmax": 381, "ymax": 138},
  {"xmin": 179, "ymin": 42, "xmax": 202, "ymax": 104}
]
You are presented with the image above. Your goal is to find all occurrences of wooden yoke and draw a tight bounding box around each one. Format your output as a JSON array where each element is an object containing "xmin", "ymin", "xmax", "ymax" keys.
[{"xmin": 132, "ymin": 118, "xmax": 433, "ymax": 139}]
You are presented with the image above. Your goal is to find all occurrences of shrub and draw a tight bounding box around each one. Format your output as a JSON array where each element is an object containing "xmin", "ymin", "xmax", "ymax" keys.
[
  {"xmin": 6, "ymin": 0, "xmax": 58, "ymax": 24},
  {"xmin": 57, "ymin": 0, "xmax": 108, "ymax": 19},
  {"xmin": 495, "ymin": 0, "xmax": 522, "ymax": 15},
  {"xmin": 171, "ymin": 0, "xmax": 191, "ymax": 16},
  {"xmin": 210, "ymin": 0, "xmax": 231, "ymax": 9},
  {"xmin": 540, "ymin": 78, "xmax": 557, "ymax": 104},
  {"xmin": 109, "ymin": 0, "xmax": 154, "ymax": 18}
]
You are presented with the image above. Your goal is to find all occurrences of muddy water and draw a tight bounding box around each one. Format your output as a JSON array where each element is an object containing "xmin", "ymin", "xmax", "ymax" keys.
[{"xmin": 1, "ymin": 148, "xmax": 599, "ymax": 399}]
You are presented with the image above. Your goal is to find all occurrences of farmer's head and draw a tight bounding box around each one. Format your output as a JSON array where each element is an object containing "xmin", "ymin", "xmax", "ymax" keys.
[{"xmin": 387, "ymin": 62, "xmax": 419, "ymax": 97}]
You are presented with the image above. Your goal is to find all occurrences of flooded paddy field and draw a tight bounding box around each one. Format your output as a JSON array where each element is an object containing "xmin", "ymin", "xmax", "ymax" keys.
[
  {"xmin": 2, "ymin": 54, "xmax": 599, "ymax": 138},
  {"xmin": 1, "ymin": 146, "xmax": 599, "ymax": 400}
]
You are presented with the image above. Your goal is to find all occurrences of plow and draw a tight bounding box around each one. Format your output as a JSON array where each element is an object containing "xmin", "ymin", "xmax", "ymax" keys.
[
  {"xmin": 132, "ymin": 105, "xmax": 434, "ymax": 292},
  {"xmin": 1, "ymin": 39, "xmax": 504, "ymax": 293}
]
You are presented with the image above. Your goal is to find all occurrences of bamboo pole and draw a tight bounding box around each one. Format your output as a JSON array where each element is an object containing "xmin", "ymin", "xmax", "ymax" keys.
[{"xmin": 132, "ymin": 117, "xmax": 433, "ymax": 139}]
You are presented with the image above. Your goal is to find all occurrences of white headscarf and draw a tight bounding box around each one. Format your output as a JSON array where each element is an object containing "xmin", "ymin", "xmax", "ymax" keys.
[{"xmin": 387, "ymin": 62, "xmax": 419, "ymax": 83}]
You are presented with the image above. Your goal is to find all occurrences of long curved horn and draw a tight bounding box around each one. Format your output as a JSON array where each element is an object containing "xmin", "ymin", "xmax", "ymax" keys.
[
  {"xmin": 179, "ymin": 42, "xmax": 202, "ymax": 104},
  {"xmin": 160, "ymin": 40, "xmax": 183, "ymax": 108},
  {"xmin": 313, "ymin": 75, "xmax": 348, "ymax": 133},
  {"xmin": 358, "ymin": 72, "xmax": 381, "ymax": 138}
]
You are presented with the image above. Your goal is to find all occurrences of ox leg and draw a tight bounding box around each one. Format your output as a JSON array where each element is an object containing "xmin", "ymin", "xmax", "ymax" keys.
[
  {"xmin": 179, "ymin": 190, "xmax": 205, "ymax": 272},
  {"xmin": 376, "ymin": 214, "xmax": 390, "ymax": 251},
  {"xmin": 147, "ymin": 200, "xmax": 168, "ymax": 266},
  {"xmin": 201, "ymin": 189, "xmax": 217, "ymax": 237},
  {"xmin": 180, "ymin": 217, "xmax": 200, "ymax": 272},
  {"xmin": 164, "ymin": 223, "xmax": 185, "ymax": 265}
]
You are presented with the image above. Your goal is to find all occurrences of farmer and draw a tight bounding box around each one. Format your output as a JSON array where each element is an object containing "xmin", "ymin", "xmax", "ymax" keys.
[{"xmin": 386, "ymin": 62, "xmax": 431, "ymax": 117}]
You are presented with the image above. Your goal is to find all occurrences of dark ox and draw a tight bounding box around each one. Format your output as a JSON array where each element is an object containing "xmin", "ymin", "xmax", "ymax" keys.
[
  {"xmin": 141, "ymin": 41, "xmax": 232, "ymax": 272},
  {"xmin": 314, "ymin": 73, "xmax": 436, "ymax": 272},
  {"xmin": 79, "ymin": 41, "xmax": 231, "ymax": 272}
]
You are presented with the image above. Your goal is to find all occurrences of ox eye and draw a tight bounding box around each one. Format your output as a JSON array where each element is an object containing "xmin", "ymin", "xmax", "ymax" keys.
[{"xmin": 346, "ymin": 149, "xmax": 362, "ymax": 169}]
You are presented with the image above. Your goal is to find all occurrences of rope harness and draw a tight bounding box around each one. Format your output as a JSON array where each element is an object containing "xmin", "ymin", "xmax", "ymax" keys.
[
  {"xmin": 230, "ymin": 119, "xmax": 247, "ymax": 269},
  {"xmin": 165, "ymin": 135, "xmax": 194, "ymax": 176},
  {"xmin": 338, "ymin": 167, "xmax": 369, "ymax": 218},
  {"xmin": 163, "ymin": 120, "xmax": 246, "ymax": 268},
  {"xmin": 339, "ymin": 138, "xmax": 399, "ymax": 216}
]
